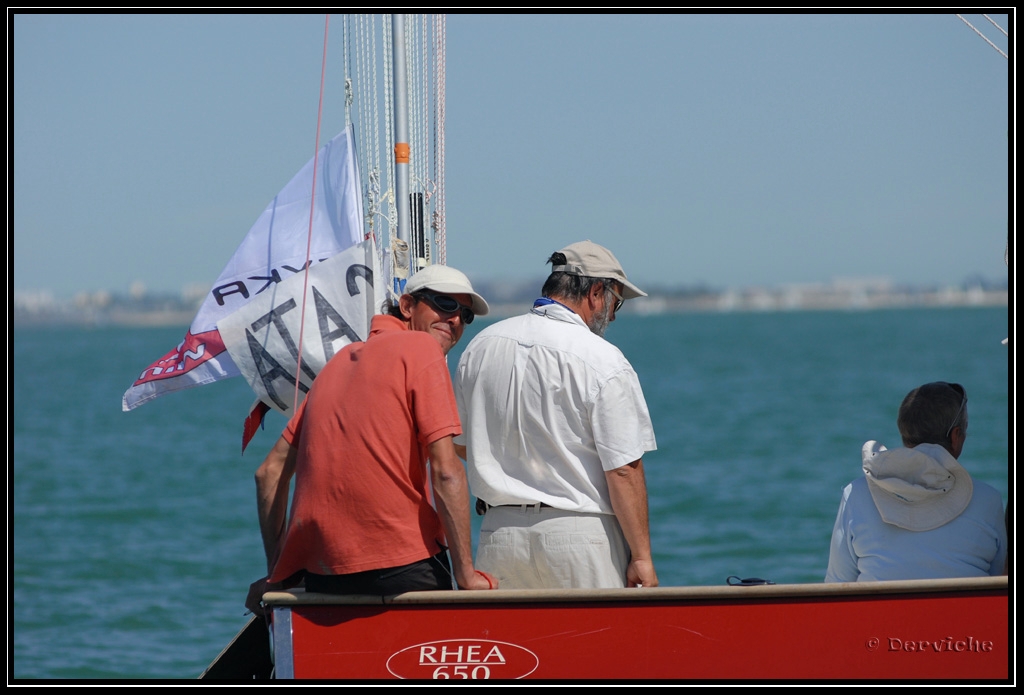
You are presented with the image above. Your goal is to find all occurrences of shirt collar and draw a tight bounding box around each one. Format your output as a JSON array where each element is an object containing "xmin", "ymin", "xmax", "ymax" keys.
[
  {"xmin": 531, "ymin": 297, "xmax": 588, "ymax": 329},
  {"xmin": 368, "ymin": 313, "xmax": 408, "ymax": 338}
]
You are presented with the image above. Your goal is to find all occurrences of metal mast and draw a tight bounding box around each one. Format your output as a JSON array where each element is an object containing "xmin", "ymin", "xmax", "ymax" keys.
[{"xmin": 391, "ymin": 14, "xmax": 412, "ymax": 277}]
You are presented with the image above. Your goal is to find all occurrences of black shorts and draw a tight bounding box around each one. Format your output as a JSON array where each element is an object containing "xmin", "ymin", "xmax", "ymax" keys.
[{"xmin": 304, "ymin": 550, "xmax": 452, "ymax": 595}]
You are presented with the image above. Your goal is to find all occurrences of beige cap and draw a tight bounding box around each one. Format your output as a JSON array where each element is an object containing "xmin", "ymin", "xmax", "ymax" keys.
[
  {"xmin": 404, "ymin": 264, "xmax": 489, "ymax": 316},
  {"xmin": 551, "ymin": 240, "xmax": 646, "ymax": 299}
]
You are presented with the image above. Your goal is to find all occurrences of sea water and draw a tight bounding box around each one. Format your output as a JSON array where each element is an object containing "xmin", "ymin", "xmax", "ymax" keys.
[{"xmin": 12, "ymin": 306, "xmax": 1010, "ymax": 679}]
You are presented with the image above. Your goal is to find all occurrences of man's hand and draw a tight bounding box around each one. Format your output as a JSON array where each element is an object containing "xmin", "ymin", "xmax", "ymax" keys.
[
  {"xmin": 457, "ymin": 569, "xmax": 499, "ymax": 590},
  {"xmin": 626, "ymin": 558, "xmax": 658, "ymax": 588},
  {"xmin": 245, "ymin": 576, "xmax": 270, "ymax": 617},
  {"xmin": 245, "ymin": 576, "xmax": 285, "ymax": 617}
]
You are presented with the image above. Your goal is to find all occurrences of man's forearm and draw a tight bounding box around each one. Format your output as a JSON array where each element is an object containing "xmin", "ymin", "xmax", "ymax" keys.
[
  {"xmin": 428, "ymin": 437, "xmax": 477, "ymax": 587},
  {"xmin": 605, "ymin": 459, "xmax": 654, "ymax": 562},
  {"xmin": 255, "ymin": 436, "xmax": 297, "ymax": 575}
]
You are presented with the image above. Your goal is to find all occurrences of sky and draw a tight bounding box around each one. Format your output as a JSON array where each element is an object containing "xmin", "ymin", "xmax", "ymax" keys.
[{"xmin": 11, "ymin": 12, "xmax": 1013, "ymax": 300}]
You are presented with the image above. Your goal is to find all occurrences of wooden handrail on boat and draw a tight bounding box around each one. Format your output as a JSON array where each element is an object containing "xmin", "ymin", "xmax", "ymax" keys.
[{"xmin": 262, "ymin": 574, "xmax": 1007, "ymax": 606}]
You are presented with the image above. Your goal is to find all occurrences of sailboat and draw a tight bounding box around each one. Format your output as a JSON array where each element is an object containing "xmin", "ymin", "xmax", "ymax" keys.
[{"xmin": 192, "ymin": 14, "xmax": 1008, "ymax": 681}]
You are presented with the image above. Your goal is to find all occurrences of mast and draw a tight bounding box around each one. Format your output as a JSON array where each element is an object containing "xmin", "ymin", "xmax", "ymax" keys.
[{"xmin": 391, "ymin": 14, "xmax": 412, "ymax": 278}]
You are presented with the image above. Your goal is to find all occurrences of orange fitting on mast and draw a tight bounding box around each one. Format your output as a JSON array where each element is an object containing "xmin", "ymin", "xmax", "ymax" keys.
[{"xmin": 394, "ymin": 143, "xmax": 410, "ymax": 164}]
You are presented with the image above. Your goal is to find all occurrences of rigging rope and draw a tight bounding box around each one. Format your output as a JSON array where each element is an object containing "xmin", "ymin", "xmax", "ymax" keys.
[
  {"xmin": 434, "ymin": 14, "xmax": 447, "ymax": 265},
  {"xmin": 341, "ymin": 15, "xmax": 448, "ymax": 293},
  {"xmin": 342, "ymin": 15, "xmax": 352, "ymax": 126},
  {"xmin": 292, "ymin": 13, "xmax": 331, "ymax": 414},
  {"xmin": 956, "ymin": 14, "xmax": 1009, "ymax": 59},
  {"xmin": 408, "ymin": 15, "xmax": 423, "ymax": 268},
  {"xmin": 414, "ymin": 14, "xmax": 433, "ymax": 269},
  {"xmin": 383, "ymin": 15, "xmax": 397, "ymax": 238},
  {"xmin": 983, "ymin": 14, "xmax": 1009, "ymax": 37}
]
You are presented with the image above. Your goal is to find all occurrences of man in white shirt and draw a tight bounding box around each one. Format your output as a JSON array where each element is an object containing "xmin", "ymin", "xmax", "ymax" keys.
[
  {"xmin": 454, "ymin": 240, "xmax": 658, "ymax": 589},
  {"xmin": 825, "ymin": 381, "xmax": 1006, "ymax": 582}
]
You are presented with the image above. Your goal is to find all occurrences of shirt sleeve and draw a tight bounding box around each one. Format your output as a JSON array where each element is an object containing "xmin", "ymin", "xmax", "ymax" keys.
[
  {"xmin": 590, "ymin": 367, "xmax": 656, "ymax": 471},
  {"xmin": 408, "ymin": 349, "xmax": 462, "ymax": 447},
  {"xmin": 824, "ymin": 483, "xmax": 860, "ymax": 583}
]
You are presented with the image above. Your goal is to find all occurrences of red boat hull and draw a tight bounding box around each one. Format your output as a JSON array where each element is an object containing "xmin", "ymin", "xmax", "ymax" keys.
[{"xmin": 264, "ymin": 577, "xmax": 1009, "ymax": 681}]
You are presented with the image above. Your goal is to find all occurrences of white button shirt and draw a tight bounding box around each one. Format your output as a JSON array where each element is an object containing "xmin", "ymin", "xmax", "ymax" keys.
[{"xmin": 454, "ymin": 301, "xmax": 656, "ymax": 514}]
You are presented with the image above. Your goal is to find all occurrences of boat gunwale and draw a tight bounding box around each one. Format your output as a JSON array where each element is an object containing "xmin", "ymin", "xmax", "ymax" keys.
[{"xmin": 261, "ymin": 574, "xmax": 1007, "ymax": 607}]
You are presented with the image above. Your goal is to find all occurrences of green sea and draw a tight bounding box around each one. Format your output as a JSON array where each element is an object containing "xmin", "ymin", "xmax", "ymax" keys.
[{"xmin": 12, "ymin": 306, "xmax": 1010, "ymax": 679}]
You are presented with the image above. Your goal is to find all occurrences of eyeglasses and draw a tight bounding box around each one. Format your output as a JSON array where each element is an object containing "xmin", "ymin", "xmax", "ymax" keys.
[
  {"xmin": 945, "ymin": 382, "xmax": 967, "ymax": 438},
  {"xmin": 414, "ymin": 291, "xmax": 475, "ymax": 325},
  {"xmin": 605, "ymin": 284, "xmax": 624, "ymax": 313}
]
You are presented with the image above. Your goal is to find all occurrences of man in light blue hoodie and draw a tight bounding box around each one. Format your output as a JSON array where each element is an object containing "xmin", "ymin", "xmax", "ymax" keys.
[{"xmin": 826, "ymin": 381, "xmax": 1006, "ymax": 582}]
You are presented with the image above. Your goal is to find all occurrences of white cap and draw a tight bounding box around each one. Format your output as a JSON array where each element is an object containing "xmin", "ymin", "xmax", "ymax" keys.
[{"xmin": 404, "ymin": 264, "xmax": 490, "ymax": 316}]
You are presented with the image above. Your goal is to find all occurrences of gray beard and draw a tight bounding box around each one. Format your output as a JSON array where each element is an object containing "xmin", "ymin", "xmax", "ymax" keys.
[{"xmin": 588, "ymin": 305, "xmax": 611, "ymax": 337}]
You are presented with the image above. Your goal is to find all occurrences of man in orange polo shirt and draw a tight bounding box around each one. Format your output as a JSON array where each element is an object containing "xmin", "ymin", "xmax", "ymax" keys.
[{"xmin": 245, "ymin": 265, "xmax": 497, "ymax": 614}]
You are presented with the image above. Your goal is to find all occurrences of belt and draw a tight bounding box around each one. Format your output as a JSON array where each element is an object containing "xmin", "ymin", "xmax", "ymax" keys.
[{"xmin": 475, "ymin": 498, "xmax": 552, "ymax": 515}]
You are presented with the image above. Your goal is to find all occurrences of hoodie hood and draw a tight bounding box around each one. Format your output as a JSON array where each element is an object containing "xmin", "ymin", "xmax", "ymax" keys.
[{"xmin": 861, "ymin": 440, "xmax": 973, "ymax": 532}]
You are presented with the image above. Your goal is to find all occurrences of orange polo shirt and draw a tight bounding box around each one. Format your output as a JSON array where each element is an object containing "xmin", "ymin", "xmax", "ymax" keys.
[{"xmin": 269, "ymin": 314, "xmax": 461, "ymax": 582}]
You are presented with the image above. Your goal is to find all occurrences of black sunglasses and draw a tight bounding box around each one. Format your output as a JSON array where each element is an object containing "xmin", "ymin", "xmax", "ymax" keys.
[
  {"xmin": 605, "ymin": 283, "xmax": 624, "ymax": 313},
  {"xmin": 414, "ymin": 291, "xmax": 475, "ymax": 324}
]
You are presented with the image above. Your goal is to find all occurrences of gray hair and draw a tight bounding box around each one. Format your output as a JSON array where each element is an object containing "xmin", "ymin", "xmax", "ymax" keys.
[
  {"xmin": 897, "ymin": 382, "xmax": 968, "ymax": 450},
  {"xmin": 541, "ymin": 252, "xmax": 617, "ymax": 302}
]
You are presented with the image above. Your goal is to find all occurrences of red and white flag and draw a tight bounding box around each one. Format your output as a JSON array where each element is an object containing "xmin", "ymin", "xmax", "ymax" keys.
[{"xmin": 122, "ymin": 125, "xmax": 369, "ymax": 415}]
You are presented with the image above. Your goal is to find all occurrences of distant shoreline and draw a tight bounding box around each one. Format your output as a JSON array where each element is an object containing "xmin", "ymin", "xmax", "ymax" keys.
[{"xmin": 13, "ymin": 287, "xmax": 1008, "ymax": 328}]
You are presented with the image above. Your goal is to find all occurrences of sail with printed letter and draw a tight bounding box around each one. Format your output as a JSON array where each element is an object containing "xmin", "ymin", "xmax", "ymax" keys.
[{"xmin": 121, "ymin": 125, "xmax": 368, "ymax": 415}]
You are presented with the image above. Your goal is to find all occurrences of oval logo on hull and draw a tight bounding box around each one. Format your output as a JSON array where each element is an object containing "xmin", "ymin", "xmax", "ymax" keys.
[{"xmin": 386, "ymin": 639, "xmax": 539, "ymax": 680}]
